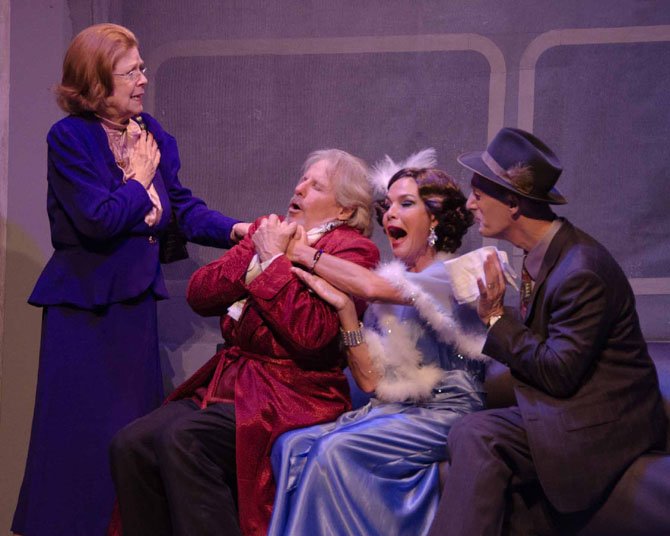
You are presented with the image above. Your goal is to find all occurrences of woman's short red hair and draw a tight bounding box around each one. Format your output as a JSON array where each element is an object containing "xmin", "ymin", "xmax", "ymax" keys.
[{"xmin": 55, "ymin": 23, "xmax": 138, "ymax": 115}]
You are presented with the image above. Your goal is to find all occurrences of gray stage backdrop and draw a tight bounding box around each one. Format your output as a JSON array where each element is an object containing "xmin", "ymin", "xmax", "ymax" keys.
[{"xmin": 75, "ymin": 0, "xmax": 670, "ymax": 390}]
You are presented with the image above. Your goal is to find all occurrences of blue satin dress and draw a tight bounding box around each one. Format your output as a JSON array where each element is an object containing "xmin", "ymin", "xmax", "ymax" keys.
[{"xmin": 268, "ymin": 261, "xmax": 486, "ymax": 536}]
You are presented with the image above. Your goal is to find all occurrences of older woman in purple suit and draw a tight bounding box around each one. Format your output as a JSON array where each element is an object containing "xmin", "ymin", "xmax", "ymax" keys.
[{"xmin": 12, "ymin": 23, "xmax": 246, "ymax": 536}]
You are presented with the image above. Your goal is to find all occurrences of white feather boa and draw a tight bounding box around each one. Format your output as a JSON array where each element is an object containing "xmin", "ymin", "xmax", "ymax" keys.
[{"xmin": 365, "ymin": 260, "xmax": 488, "ymax": 403}]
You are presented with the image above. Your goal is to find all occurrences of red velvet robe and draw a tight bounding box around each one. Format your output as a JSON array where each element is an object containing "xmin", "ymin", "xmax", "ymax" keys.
[{"xmin": 169, "ymin": 220, "xmax": 378, "ymax": 535}]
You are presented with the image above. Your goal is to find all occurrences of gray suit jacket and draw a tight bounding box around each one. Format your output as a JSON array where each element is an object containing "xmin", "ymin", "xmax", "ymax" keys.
[{"xmin": 484, "ymin": 219, "xmax": 667, "ymax": 512}]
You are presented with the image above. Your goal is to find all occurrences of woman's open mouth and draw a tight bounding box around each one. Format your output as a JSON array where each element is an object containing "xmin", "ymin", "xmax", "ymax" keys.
[{"xmin": 386, "ymin": 226, "xmax": 407, "ymax": 240}]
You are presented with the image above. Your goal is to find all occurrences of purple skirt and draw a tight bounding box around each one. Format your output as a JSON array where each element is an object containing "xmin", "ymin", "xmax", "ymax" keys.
[{"xmin": 12, "ymin": 293, "xmax": 164, "ymax": 536}]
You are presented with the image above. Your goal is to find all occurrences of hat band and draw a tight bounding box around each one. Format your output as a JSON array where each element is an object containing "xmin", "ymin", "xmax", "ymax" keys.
[
  {"xmin": 482, "ymin": 151, "xmax": 511, "ymax": 182},
  {"xmin": 482, "ymin": 151, "xmax": 534, "ymax": 196}
]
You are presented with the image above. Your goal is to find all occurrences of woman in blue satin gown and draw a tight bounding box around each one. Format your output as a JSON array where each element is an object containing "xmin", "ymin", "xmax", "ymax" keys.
[{"xmin": 269, "ymin": 152, "xmax": 489, "ymax": 536}]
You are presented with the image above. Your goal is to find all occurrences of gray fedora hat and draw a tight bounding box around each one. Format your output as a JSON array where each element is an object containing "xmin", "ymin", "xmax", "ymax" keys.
[{"xmin": 458, "ymin": 127, "xmax": 567, "ymax": 204}]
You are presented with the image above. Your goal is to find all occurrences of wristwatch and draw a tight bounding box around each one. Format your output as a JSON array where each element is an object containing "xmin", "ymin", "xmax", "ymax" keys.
[{"xmin": 487, "ymin": 314, "xmax": 503, "ymax": 328}]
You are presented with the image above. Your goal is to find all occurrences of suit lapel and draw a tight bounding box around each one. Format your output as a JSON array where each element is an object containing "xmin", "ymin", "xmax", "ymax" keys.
[{"xmin": 524, "ymin": 219, "xmax": 574, "ymax": 322}]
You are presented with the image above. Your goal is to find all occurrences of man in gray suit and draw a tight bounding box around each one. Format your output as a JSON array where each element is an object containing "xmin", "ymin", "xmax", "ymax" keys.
[{"xmin": 429, "ymin": 128, "xmax": 667, "ymax": 535}]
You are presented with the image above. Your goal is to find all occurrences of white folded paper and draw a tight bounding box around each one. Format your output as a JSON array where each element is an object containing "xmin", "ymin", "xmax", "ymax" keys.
[{"xmin": 443, "ymin": 246, "xmax": 518, "ymax": 304}]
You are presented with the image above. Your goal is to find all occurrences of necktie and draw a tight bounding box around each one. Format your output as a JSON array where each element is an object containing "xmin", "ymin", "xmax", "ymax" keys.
[{"xmin": 520, "ymin": 255, "xmax": 532, "ymax": 318}]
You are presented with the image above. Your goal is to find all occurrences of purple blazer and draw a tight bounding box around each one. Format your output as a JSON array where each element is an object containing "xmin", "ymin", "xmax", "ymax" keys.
[
  {"xmin": 484, "ymin": 219, "xmax": 667, "ymax": 513},
  {"xmin": 29, "ymin": 113, "xmax": 238, "ymax": 310}
]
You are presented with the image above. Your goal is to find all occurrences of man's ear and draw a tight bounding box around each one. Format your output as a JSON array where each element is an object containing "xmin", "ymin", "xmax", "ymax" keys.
[
  {"xmin": 337, "ymin": 206, "xmax": 355, "ymax": 221},
  {"xmin": 507, "ymin": 194, "xmax": 521, "ymax": 220}
]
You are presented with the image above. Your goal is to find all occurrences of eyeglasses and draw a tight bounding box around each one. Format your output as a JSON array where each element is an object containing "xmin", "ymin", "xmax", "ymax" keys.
[{"xmin": 113, "ymin": 66, "xmax": 147, "ymax": 82}]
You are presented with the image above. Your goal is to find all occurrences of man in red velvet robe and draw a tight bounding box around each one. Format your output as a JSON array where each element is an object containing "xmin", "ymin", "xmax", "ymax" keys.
[{"xmin": 109, "ymin": 149, "xmax": 380, "ymax": 536}]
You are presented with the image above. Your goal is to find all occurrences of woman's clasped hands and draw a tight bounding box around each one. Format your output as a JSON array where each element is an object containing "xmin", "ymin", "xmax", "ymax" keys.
[{"xmin": 130, "ymin": 130, "xmax": 161, "ymax": 188}]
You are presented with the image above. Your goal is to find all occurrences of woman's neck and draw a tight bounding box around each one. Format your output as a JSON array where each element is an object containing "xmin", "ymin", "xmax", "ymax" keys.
[
  {"xmin": 96, "ymin": 113, "xmax": 131, "ymax": 131},
  {"xmin": 406, "ymin": 248, "xmax": 437, "ymax": 273}
]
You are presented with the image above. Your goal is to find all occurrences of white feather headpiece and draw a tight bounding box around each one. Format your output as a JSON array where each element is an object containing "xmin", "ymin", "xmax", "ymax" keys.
[{"xmin": 369, "ymin": 148, "xmax": 438, "ymax": 197}]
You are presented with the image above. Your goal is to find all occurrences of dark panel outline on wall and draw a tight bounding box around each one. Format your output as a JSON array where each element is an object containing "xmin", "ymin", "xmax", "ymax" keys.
[{"xmin": 517, "ymin": 24, "xmax": 670, "ymax": 297}]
